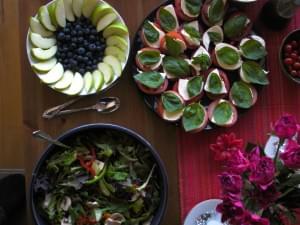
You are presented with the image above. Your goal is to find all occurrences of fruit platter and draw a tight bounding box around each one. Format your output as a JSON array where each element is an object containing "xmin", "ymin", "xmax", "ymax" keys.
[
  {"xmin": 132, "ymin": 0, "xmax": 269, "ymax": 133},
  {"xmin": 27, "ymin": 0, "xmax": 130, "ymax": 96}
]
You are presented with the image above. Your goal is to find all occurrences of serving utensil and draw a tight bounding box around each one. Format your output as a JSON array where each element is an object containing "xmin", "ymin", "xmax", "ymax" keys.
[{"xmin": 32, "ymin": 130, "xmax": 71, "ymax": 149}]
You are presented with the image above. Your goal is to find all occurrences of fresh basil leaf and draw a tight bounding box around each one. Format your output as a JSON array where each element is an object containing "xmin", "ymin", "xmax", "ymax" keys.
[
  {"xmin": 230, "ymin": 81, "xmax": 253, "ymax": 108},
  {"xmin": 242, "ymin": 61, "xmax": 269, "ymax": 85},
  {"xmin": 208, "ymin": 0, "xmax": 225, "ymax": 25},
  {"xmin": 208, "ymin": 31, "xmax": 222, "ymax": 42},
  {"xmin": 183, "ymin": 103, "xmax": 205, "ymax": 132},
  {"xmin": 163, "ymin": 56, "xmax": 190, "ymax": 77},
  {"xmin": 138, "ymin": 50, "xmax": 161, "ymax": 65},
  {"xmin": 134, "ymin": 72, "xmax": 164, "ymax": 89},
  {"xmin": 213, "ymin": 101, "xmax": 233, "ymax": 125},
  {"xmin": 159, "ymin": 8, "xmax": 177, "ymax": 32},
  {"xmin": 162, "ymin": 92, "xmax": 184, "ymax": 112},
  {"xmin": 166, "ymin": 36, "xmax": 182, "ymax": 56},
  {"xmin": 207, "ymin": 72, "xmax": 223, "ymax": 94},
  {"xmin": 143, "ymin": 21, "xmax": 159, "ymax": 44},
  {"xmin": 184, "ymin": 24, "xmax": 201, "ymax": 39},
  {"xmin": 192, "ymin": 54, "xmax": 211, "ymax": 70},
  {"xmin": 216, "ymin": 46, "xmax": 240, "ymax": 65},
  {"xmin": 224, "ymin": 14, "xmax": 248, "ymax": 39},
  {"xmin": 187, "ymin": 76, "xmax": 203, "ymax": 97},
  {"xmin": 240, "ymin": 39, "xmax": 267, "ymax": 60},
  {"xmin": 185, "ymin": 0, "xmax": 202, "ymax": 16}
]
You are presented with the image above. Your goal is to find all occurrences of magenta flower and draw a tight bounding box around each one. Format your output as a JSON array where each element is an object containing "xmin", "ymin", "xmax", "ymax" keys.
[
  {"xmin": 249, "ymin": 157, "xmax": 275, "ymax": 190},
  {"xmin": 241, "ymin": 213, "xmax": 270, "ymax": 225},
  {"xmin": 248, "ymin": 147, "xmax": 261, "ymax": 166},
  {"xmin": 273, "ymin": 114, "xmax": 298, "ymax": 139},
  {"xmin": 219, "ymin": 173, "xmax": 242, "ymax": 201},
  {"xmin": 280, "ymin": 139, "xmax": 300, "ymax": 169},
  {"xmin": 216, "ymin": 199, "xmax": 245, "ymax": 223},
  {"xmin": 225, "ymin": 150, "xmax": 249, "ymax": 174},
  {"xmin": 253, "ymin": 184, "xmax": 280, "ymax": 209}
]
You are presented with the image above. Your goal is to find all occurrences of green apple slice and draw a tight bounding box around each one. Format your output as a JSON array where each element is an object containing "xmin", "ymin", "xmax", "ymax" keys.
[
  {"xmin": 106, "ymin": 35, "xmax": 128, "ymax": 51},
  {"xmin": 62, "ymin": 72, "xmax": 84, "ymax": 95},
  {"xmin": 103, "ymin": 55, "xmax": 122, "ymax": 77},
  {"xmin": 82, "ymin": 72, "xmax": 94, "ymax": 94},
  {"xmin": 72, "ymin": 0, "xmax": 84, "ymax": 18},
  {"xmin": 47, "ymin": 2, "xmax": 58, "ymax": 27},
  {"xmin": 32, "ymin": 57, "xmax": 57, "ymax": 72},
  {"xmin": 63, "ymin": 0, "xmax": 75, "ymax": 21},
  {"xmin": 82, "ymin": 0, "xmax": 98, "ymax": 18},
  {"xmin": 98, "ymin": 62, "xmax": 114, "ymax": 84},
  {"xmin": 55, "ymin": 0, "xmax": 66, "ymax": 27},
  {"xmin": 53, "ymin": 70, "xmax": 74, "ymax": 90},
  {"xmin": 91, "ymin": 3, "xmax": 114, "ymax": 25},
  {"xmin": 29, "ymin": 17, "xmax": 53, "ymax": 37},
  {"xmin": 92, "ymin": 70, "xmax": 104, "ymax": 91},
  {"xmin": 104, "ymin": 46, "xmax": 126, "ymax": 62},
  {"xmin": 38, "ymin": 5, "xmax": 56, "ymax": 31},
  {"xmin": 103, "ymin": 22, "xmax": 129, "ymax": 38},
  {"xmin": 38, "ymin": 63, "xmax": 64, "ymax": 84},
  {"xmin": 31, "ymin": 46, "xmax": 57, "ymax": 60},
  {"xmin": 30, "ymin": 32, "xmax": 56, "ymax": 49},
  {"xmin": 96, "ymin": 12, "xmax": 117, "ymax": 32}
]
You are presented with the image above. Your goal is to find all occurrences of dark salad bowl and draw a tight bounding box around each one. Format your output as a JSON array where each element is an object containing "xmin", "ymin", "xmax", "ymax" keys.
[{"xmin": 30, "ymin": 124, "xmax": 168, "ymax": 225}]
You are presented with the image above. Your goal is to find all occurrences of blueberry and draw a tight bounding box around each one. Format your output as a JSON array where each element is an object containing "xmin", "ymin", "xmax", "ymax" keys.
[
  {"xmin": 63, "ymin": 47, "xmax": 68, "ymax": 52},
  {"xmin": 96, "ymin": 46, "xmax": 102, "ymax": 52},
  {"xmin": 77, "ymin": 55, "xmax": 84, "ymax": 62},
  {"xmin": 57, "ymin": 32, "xmax": 65, "ymax": 41},
  {"xmin": 88, "ymin": 44, "xmax": 96, "ymax": 51},
  {"xmin": 78, "ymin": 37, "xmax": 84, "ymax": 43},
  {"xmin": 86, "ymin": 66, "xmax": 92, "ymax": 71},
  {"xmin": 64, "ymin": 58, "xmax": 69, "ymax": 64},
  {"xmin": 75, "ymin": 24, "xmax": 81, "ymax": 30},
  {"xmin": 89, "ymin": 35, "xmax": 96, "ymax": 41},
  {"xmin": 71, "ymin": 30, "xmax": 77, "ymax": 36},
  {"xmin": 91, "ymin": 29, "xmax": 98, "ymax": 35},
  {"xmin": 85, "ymin": 28, "xmax": 90, "ymax": 34},
  {"xmin": 72, "ymin": 37, "xmax": 77, "ymax": 43},
  {"xmin": 71, "ymin": 43, "xmax": 77, "ymax": 49},
  {"xmin": 77, "ymin": 30, "xmax": 83, "ymax": 36},
  {"xmin": 56, "ymin": 52, "xmax": 61, "ymax": 57},
  {"xmin": 77, "ymin": 47, "xmax": 85, "ymax": 55},
  {"xmin": 87, "ymin": 61, "xmax": 93, "ymax": 66},
  {"xmin": 65, "ymin": 35, "xmax": 71, "ymax": 41},
  {"xmin": 83, "ymin": 57, "xmax": 89, "ymax": 62},
  {"xmin": 67, "ymin": 52, "xmax": 73, "ymax": 58},
  {"xmin": 92, "ymin": 64, "xmax": 98, "ymax": 70},
  {"xmin": 79, "ymin": 68, "xmax": 85, "ymax": 75},
  {"xmin": 61, "ymin": 53, "xmax": 66, "ymax": 59}
]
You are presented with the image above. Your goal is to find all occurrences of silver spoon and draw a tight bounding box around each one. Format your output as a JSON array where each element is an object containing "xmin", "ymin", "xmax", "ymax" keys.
[{"xmin": 32, "ymin": 130, "xmax": 71, "ymax": 149}]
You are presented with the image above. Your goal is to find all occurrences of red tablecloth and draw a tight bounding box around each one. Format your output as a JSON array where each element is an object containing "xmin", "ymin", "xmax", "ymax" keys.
[{"xmin": 177, "ymin": 1, "xmax": 300, "ymax": 221}]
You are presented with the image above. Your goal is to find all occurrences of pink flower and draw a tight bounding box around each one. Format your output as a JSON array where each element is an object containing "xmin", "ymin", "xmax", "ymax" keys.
[
  {"xmin": 253, "ymin": 184, "xmax": 280, "ymax": 209},
  {"xmin": 280, "ymin": 139, "xmax": 300, "ymax": 169},
  {"xmin": 248, "ymin": 147, "xmax": 261, "ymax": 165},
  {"xmin": 225, "ymin": 150, "xmax": 249, "ymax": 174},
  {"xmin": 249, "ymin": 157, "xmax": 275, "ymax": 190},
  {"xmin": 273, "ymin": 114, "xmax": 298, "ymax": 139},
  {"xmin": 210, "ymin": 133, "xmax": 244, "ymax": 161},
  {"xmin": 219, "ymin": 173, "xmax": 242, "ymax": 201},
  {"xmin": 216, "ymin": 199, "xmax": 245, "ymax": 223},
  {"xmin": 241, "ymin": 213, "xmax": 270, "ymax": 225}
]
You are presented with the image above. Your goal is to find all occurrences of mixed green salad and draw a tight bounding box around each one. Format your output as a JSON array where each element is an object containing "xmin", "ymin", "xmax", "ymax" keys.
[{"xmin": 33, "ymin": 131, "xmax": 161, "ymax": 225}]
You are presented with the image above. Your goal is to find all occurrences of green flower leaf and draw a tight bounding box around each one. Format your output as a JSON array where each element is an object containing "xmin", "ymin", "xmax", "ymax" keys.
[
  {"xmin": 213, "ymin": 101, "xmax": 233, "ymax": 125},
  {"xmin": 216, "ymin": 46, "xmax": 240, "ymax": 65},
  {"xmin": 206, "ymin": 72, "xmax": 223, "ymax": 94},
  {"xmin": 224, "ymin": 14, "xmax": 248, "ymax": 39},
  {"xmin": 187, "ymin": 76, "xmax": 203, "ymax": 97},
  {"xmin": 163, "ymin": 56, "xmax": 190, "ymax": 77},
  {"xmin": 182, "ymin": 103, "xmax": 206, "ymax": 132},
  {"xmin": 185, "ymin": 0, "xmax": 202, "ymax": 16},
  {"xmin": 143, "ymin": 21, "xmax": 159, "ymax": 43},
  {"xmin": 230, "ymin": 81, "xmax": 254, "ymax": 109},
  {"xmin": 138, "ymin": 50, "xmax": 161, "ymax": 66},
  {"xmin": 134, "ymin": 72, "xmax": 164, "ymax": 89},
  {"xmin": 240, "ymin": 39, "xmax": 267, "ymax": 60},
  {"xmin": 162, "ymin": 92, "xmax": 184, "ymax": 112},
  {"xmin": 208, "ymin": 0, "xmax": 225, "ymax": 25},
  {"xmin": 192, "ymin": 53, "xmax": 211, "ymax": 70},
  {"xmin": 241, "ymin": 61, "xmax": 269, "ymax": 85},
  {"xmin": 166, "ymin": 35, "xmax": 182, "ymax": 56},
  {"xmin": 159, "ymin": 8, "xmax": 177, "ymax": 32},
  {"xmin": 183, "ymin": 24, "xmax": 201, "ymax": 39}
]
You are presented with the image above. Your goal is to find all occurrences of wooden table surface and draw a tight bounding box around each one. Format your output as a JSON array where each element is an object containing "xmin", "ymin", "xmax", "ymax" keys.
[{"xmin": 19, "ymin": 0, "xmax": 180, "ymax": 224}]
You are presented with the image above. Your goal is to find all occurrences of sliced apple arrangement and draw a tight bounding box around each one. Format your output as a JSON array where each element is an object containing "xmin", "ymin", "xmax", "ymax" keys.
[
  {"xmin": 133, "ymin": 0, "xmax": 269, "ymax": 133},
  {"xmin": 27, "ymin": 0, "xmax": 129, "ymax": 96}
]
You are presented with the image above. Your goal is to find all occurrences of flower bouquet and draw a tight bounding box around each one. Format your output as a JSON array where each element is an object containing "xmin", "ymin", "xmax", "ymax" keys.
[{"xmin": 210, "ymin": 115, "xmax": 300, "ymax": 225}]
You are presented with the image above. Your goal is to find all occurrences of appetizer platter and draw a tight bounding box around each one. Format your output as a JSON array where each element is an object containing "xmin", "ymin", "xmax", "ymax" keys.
[
  {"xmin": 27, "ymin": 0, "xmax": 130, "ymax": 96},
  {"xmin": 132, "ymin": 0, "xmax": 269, "ymax": 133}
]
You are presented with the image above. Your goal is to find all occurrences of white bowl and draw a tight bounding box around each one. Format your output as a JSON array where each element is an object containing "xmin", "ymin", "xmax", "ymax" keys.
[{"xmin": 26, "ymin": 0, "xmax": 130, "ymax": 96}]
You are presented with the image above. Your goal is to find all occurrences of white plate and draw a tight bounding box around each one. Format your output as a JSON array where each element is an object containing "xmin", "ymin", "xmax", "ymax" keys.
[
  {"xmin": 184, "ymin": 199, "xmax": 224, "ymax": 225},
  {"xmin": 26, "ymin": 0, "xmax": 130, "ymax": 96}
]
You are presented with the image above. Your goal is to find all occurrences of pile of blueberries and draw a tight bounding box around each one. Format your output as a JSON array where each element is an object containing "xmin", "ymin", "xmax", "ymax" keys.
[{"xmin": 55, "ymin": 17, "xmax": 106, "ymax": 75}]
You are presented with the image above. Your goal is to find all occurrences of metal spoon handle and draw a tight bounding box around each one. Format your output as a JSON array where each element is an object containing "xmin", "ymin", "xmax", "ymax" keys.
[
  {"xmin": 53, "ymin": 106, "xmax": 95, "ymax": 116},
  {"xmin": 32, "ymin": 130, "xmax": 70, "ymax": 149}
]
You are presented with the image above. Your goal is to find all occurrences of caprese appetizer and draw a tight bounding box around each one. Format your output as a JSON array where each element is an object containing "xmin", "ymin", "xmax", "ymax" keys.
[
  {"xmin": 135, "ymin": 48, "xmax": 164, "ymax": 71},
  {"xmin": 134, "ymin": 71, "xmax": 168, "ymax": 95},
  {"xmin": 201, "ymin": 0, "xmax": 227, "ymax": 27},
  {"xmin": 204, "ymin": 68, "xmax": 229, "ymax": 99},
  {"xmin": 180, "ymin": 21, "xmax": 202, "ymax": 49},
  {"xmin": 156, "ymin": 4, "xmax": 179, "ymax": 32},
  {"xmin": 160, "ymin": 31, "xmax": 187, "ymax": 55},
  {"xmin": 212, "ymin": 43, "xmax": 242, "ymax": 70},
  {"xmin": 141, "ymin": 21, "xmax": 165, "ymax": 49},
  {"xmin": 229, "ymin": 81, "xmax": 257, "ymax": 109},
  {"xmin": 175, "ymin": 0, "xmax": 202, "ymax": 21},
  {"xmin": 190, "ymin": 46, "xmax": 212, "ymax": 74},
  {"xmin": 239, "ymin": 61, "xmax": 269, "ymax": 85},
  {"xmin": 182, "ymin": 102, "xmax": 208, "ymax": 132},
  {"xmin": 239, "ymin": 35, "xmax": 267, "ymax": 60},
  {"xmin": 202, "ymin": 25, "xmax": 224, "ymax": 50},
  {"xmin": 162, "ymin": 56, "xmax": 191, "ymax": 79}
]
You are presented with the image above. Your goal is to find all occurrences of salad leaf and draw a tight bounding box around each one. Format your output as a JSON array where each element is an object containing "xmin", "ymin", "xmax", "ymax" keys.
[
  {"xmin": 162, "ymin": 92, "xmax": 184, "ymax": 112},
  {"xmin": 143, "ymin": 21, "xmax": 159, "ymax": 43},
  {"xmin": 224, "ymin": 14, "xmax": 248, "ymax": 39},
  {"xmin": 207, "ymin": 72, "xmax": 223, "ymax": 94},
  {"xmin": 163, "ymin": 56, "xmax": 190, "ymax": 77},
  {"xmin": 134, "ymin": 72, "xmax": 164, "ymax": 89},
  {"xmin": 192, "ymin": 53, "xmax": 211, "ymax": 70},
  {"xmin": 213, "ymin": 101, "xmax": 233, "ymax": 124},
  {"xmin": 182, "ymin": 103, "xmax": 206, "ymax": 132},
  {"xmin": 240, "ymin": 39, "xmax": 267, "ymax": 60},
  {"xmin": 138, "ymin": 50, "xmax": 161, "ymax": 65},
  {"xmin": 183, "ymin": 24, "xmax": 201, "ymax": 39},
  {"xmin": 130, "ymin": 198, "xmax": 144, "ymax": 214},
  {"xmin": 185, "ymin": 0, "xmax": 202, "ymax": 16},
  {"xmin": 159, "ymin": 8, "xmax": 177, "ymax": 32},
  {"xmin": 106, "ymin": 164, "xmax": 129, "ymax": 181},
  {"xmin": 241, "ymin": 61, "xmax": 269, "ymax": 85},
  {"xmin": 216, "ymin": 46, "xmax": 240, "ymax": 65},
  {"xmin": 230, "ymin": 81, "xmax": 254, "ymax": 109},
  {"xmin": 187, "ymin": 76, "xmax": 203, "ymax": 97},
  {"xmin": 166, "ymin": 35, "xmax": 182, "ymax": 56},
  {"xmin": 208, "ymin": 31, "xmax": 222, "ymax": 42},
  {"xmin": 208, "ymin": 0, "xmax": 225, "ymax": 25}
]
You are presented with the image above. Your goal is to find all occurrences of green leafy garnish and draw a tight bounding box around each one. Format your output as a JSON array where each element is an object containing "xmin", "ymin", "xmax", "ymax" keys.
[
  {"xmin": 207, "ymin": 0, "xmax": 225, "ymax": 25},
  {"xmin": 216, "ymin": 46, "xmax": 240, "ymax": 65},
  {"xmin": 241, "ymin": 61, "xmax": 269, "ymax": 85},
  {"xmin": 166, "ymin": 35, "xmax": 182, "ymax": 56},
  {"xmin": 240, "ymin": 39, "xmax": 267, "ymax": 60},
  {"xmin": 224, "ymin": 14, "xmax": 248, "ymax": 39},
  {"xmin": 162, "ymin": 92, "xmax": 184, "ymax": 112},
  {"xmin": 230, "ymin": 81, "xmax": 254, "ymax": 109},
  {"xmin": 143, "ymin": 21, "xmax": 159, "ymax": 43},
  {"xmin": 159, "ymin": 8, "xmax": 177, "ymax": 32},
  {"xmin": 207, "ymin": 72, "xmax": 224, "ymax": 94},
  {"xmin": 192, "ymin": 53, "xmax": 211, "ymax": 70},
  {"xmin": 184, "ymin": 24, "xmax": 201, "ymax": 39},
  {"xmin": 183, "ymin": 103, "xmax": 206, "ymax": 132},
  {"xmin": 187, "ymin": 76, "xmax": 203, "ymax": 97},
  {"xmin": 208, "ymin": 31, "xmax": 222, "ymax": 42},
  {"xmin": 138, "ymin": 50, "xmax": 161, "ymax": 65},
  {"xmin": 134, "ymin": 72, "xmax": 164, "ymax": 89},
  {"xmin": 163, "ymin": 56, "xmax": 190, "ymax": 77},
  {"xmin": 185, "ymin": 0, "xmax": 202, "ymax": 16},
  {"xmin": 213, "ymin": 101, "xmax": 233, "ymax": 125}
]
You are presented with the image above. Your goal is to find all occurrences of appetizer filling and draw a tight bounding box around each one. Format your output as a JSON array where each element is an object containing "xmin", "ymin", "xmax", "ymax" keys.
[
  {"xmin": 181, "ymin": 21, "xmax": 201, "ymax": 47},
  {"xmin": 240, "ymin": 37, "xmax": 267, "ymax": 60},
  {"xmin": 204, "ymin": 69, "xmax": 227, "ymax": 94},
  {"xmin": 182, "ymin": 103, "xmax": 207, "ymax": 132},
  {"xmin": 211, "ymin": 99, "xmax": 234, "ymax": 125},
  {"xmin": 240, "ymin": 61, "xmax": 269, "ymax": 85},
  {"xmin": 134, "ymin": 71, "xmax": 165, "ymax": 89},
  {"xmin": 215, "ymin": 43, "xmax": 242, "ymax": 70},
  {"xmin": 230, "ymin": 81, "xmax": 256, "ymax": 109},
  {"xmin": 178, "ymin": 76, "xmax": 204, "ymax": 100},
  {"xmin": 191, "ymin": 46, "xmax": 211, "ymax": 72},
  {"xmin": 142, "ymin": 21, "xmax": 165, "ymax": 48},
  {"xmin": 160, "ymin": 91, "xmax": 185, "ymax": 121},
  {"xmin": 203, "ymin": 25, "xmax": 224, "ymax": 50},
  {"xmin": 224, "ymin": 13, "xmax": 251, "ymax": 40},
  {"xmin": 136, "ymin": 48, "xmax": 163, "ymax": 71},
  {"xmin": 162, "ymin": 32, "xmax": 187, "ymax": 56},
  {"xmin": 206, "ymin": 0, "xmax": 226, "ymax": 26},
  {"xmin": 157, "ymin": 5, "xmax": 179, "ymax": 32},
  {"xmin": 163, "ymin": 56, "xmax": 190, "ymax": 79},
  {"xmin": 181, "ymin": 0, "xmax": 202, "ymax": 17}
]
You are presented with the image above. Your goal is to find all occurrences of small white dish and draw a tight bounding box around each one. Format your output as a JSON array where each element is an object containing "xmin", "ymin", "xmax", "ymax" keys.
[{"xmin": 184, "ymin": 199, "xmax": 224, "ymax": 225}]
